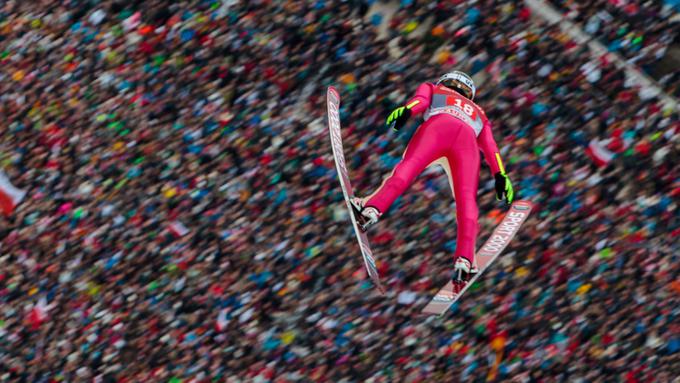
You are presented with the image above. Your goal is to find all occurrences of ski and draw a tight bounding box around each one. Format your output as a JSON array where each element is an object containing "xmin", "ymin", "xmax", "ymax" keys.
[
  {"xmin": 422, "ymin": 200, "xmax": 533, "ymax": 315},
  {"xmin": 327, "ymin": 86, "xmax": 385, "ymax": 294}
]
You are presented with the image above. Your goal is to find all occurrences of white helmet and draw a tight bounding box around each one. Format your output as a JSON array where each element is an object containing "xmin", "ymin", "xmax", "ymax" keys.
[{"xmin": 436, "ymin": 71, "xmax": 476, "ymax": 100}]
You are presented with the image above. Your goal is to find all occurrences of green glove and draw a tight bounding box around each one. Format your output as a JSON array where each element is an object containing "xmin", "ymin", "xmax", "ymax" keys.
[
  {"xmin": 494, "ymin": 172, "xmax": 515, "ymax": 204},
  {"xmin": 386, "ymin": 106, "xmax": 412, "ymax": 131}
]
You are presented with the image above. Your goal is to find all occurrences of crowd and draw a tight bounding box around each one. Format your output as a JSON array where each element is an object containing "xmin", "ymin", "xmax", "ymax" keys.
[
  {"xmin": 0, "ymin": 0, "xmax": 678, "ymax": 382},
  {"xmin": 546, "ymin": 0, "xmax": 680, "ymax": 95}
]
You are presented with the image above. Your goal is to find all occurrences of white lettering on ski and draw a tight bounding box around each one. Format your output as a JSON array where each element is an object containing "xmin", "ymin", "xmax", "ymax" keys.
[
  {"xmin": 479, "ymin": 212, "xmax": 526, "ymax": 256},
  {"xmin": 328, "ymin": 99, "xmax": 347, "ymax": 173}
]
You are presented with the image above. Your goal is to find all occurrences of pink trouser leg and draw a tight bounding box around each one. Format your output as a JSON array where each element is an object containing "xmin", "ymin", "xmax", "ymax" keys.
[
  {"xmin": 448, "ymin": 130, "xmax": 480, "ymax": 263},
  {"xmin": 364, "ymin": 118, "xmax": 447, "ymax": 214},
  {"xmin": 364, "ymin": 115, "xmax": 481, "ymax": 263}
]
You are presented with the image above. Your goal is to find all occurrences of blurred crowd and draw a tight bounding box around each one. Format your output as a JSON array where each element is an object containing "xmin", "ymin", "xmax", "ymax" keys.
[
  {"xmin": 547, "ymin": 0, "xmax": 680, "ymax": 96},
  {"xmin": 0, "ymin": 0, "xmax": 678, "ymax": 382}
]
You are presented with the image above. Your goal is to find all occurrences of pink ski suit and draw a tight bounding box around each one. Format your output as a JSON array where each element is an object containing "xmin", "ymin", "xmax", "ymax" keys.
[{"xmin": 364, "ymin": 83, "xmax": 505, "ymax": 262}]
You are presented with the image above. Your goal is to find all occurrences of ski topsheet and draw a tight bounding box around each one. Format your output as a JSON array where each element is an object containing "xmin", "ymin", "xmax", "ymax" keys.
[
  {"xmin": 422, "ymin": 200, "xmax": 533, "ymax": 315},
  {"xmin": 327, "ymin": 86, "xmax": 385, "ymax": 294}
]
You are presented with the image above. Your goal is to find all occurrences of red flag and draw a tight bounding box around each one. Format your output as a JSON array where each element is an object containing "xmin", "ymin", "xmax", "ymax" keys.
[{"xmin": 27, "ymin": 297, "xmax": 51, "ymax": 331}]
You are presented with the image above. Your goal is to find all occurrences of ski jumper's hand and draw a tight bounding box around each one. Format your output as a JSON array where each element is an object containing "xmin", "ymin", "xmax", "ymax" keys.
[
  {"xmin": 386, "ymin": 84, "xmax": 432, "ymax": 131},
  {"xmin": 386, "ymin": 106, "xmax": 411, "ymax": 131},
  {"xmin": 494, "ymin": 172, "xmax": 515, "ymax": 204}
]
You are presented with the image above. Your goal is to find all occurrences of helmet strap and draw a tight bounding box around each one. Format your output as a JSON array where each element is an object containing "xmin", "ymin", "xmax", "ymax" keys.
[{"xmin": 452, "ymin": 86, "xmax": 472, "ymax": 99}]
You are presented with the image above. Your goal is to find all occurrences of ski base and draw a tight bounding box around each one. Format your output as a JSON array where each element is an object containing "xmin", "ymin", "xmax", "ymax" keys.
[
  {"xmin": 327, "ymin": 86, "xmax": 385, "ymax": 294},
  {"xmin": 422, "ymin": 200, "xmax": 533, "ymax": 315}
]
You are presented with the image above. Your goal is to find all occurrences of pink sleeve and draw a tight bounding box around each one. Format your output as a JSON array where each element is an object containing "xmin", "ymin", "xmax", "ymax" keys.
[
  {"xmin": 477, "ymin": 114, "xmax": 503, "ymax": 175},
  {"xmin": 404, "ymin": 83, "xmax": 433, "ymax": 115}
]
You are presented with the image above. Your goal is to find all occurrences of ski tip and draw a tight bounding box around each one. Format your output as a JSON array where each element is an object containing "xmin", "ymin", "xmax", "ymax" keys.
[{"xmin": 327, "ymin": 86, "xmax": 339, "ymax": 97}]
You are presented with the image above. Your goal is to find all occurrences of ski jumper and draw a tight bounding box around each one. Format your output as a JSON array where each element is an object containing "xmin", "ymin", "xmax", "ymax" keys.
[{"xmin": 364, "ymin": 83, "xmax": 505, "ymax": 262}]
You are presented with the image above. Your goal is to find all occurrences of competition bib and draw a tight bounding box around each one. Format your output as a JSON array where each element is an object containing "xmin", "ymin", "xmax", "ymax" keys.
[{"xmin": 424, "ymin": 85, "xmax": 485, "ymax": 136}]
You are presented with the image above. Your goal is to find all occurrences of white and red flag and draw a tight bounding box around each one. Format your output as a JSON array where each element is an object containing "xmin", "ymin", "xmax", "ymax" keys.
[
  {"xmin": 0, "ymin": 170, "xmax": 26, "ymax": 216},
  {"xmin": 168, "ymin": 220, "xmax": 189, "ymax": 237},
  {"xmin": 585, "ymin": 138, "xmax": 616, "ymax": 167},
  {"xmin": 216, "ymin": 308, "xmax": 229, "ymax": 331}
]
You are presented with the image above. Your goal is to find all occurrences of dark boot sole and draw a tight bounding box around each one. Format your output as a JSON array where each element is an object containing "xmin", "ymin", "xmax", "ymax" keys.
[{"xmin": 350, "ymin": 202, "xmax": 369, "ymax": 232}]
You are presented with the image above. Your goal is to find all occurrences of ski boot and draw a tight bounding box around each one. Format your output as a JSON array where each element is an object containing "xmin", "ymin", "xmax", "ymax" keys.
[
  {"xmin": 452, "ymin": 257, "xmax": 479, "ymax": 284},
  {"xmin": 349, "ymin": 197, "xmax": 381, "ymax": 232}
]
